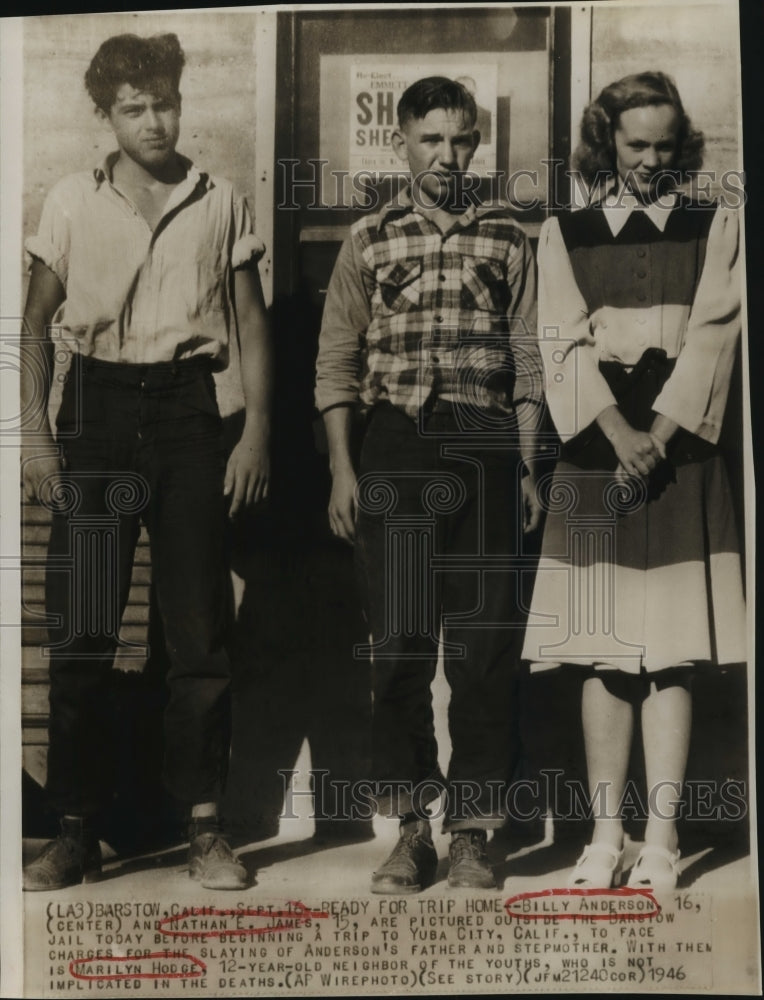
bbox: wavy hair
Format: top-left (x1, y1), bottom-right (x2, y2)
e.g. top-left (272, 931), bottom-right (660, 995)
top-left (85, 33), bottom-right (185, 113)
top-left (573, 71), bottom-right (705, 189)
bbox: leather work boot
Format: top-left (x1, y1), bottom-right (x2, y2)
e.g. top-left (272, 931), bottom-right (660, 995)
top-left (23, 816), bottom-right (102, 891)
top-left (188, 821), bottom-right (248, 890)
top-left (447, 829), bottom-right (496, 889)
top-left (370, 818), bottom-right (438, 894)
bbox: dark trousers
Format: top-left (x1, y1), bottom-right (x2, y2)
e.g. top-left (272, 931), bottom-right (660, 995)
top-left (44, 355), bottom-right (232, 817)
top-left (355, 402), bottom-right (529, 830)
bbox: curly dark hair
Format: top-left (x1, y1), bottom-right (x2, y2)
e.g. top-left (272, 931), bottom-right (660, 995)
top-left (85, 33), bottom-right (185, 113)
top-left (573, 71), bottom-right (705, 189)
top-left (397, 76), bottom-right (477, 129)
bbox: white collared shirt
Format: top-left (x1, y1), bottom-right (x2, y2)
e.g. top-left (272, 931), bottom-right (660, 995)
top-left (26, 152), bottom-right (264, 367)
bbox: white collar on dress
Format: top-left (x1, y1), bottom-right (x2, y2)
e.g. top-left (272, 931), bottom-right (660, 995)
top-left (601, 186), bottom-right (678, 237)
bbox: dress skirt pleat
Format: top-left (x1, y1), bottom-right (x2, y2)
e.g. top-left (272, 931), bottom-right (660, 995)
top-left (522, 453), bottom-right (746, 672)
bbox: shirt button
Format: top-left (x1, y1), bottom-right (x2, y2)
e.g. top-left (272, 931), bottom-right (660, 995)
top-left (636, 291), bottom-right (647, 302)
top-left (434, 315), bottom-right (444, 323)
top-left (636, 270), bottom-right (647, 278)
top-left (637, 317), bottom-right (647, 325)
top-left (636, 248), bottom-right (647, 257)
top-left (432, 355), bottom-right (440, 364)
top-left (439, 274), bottom-right (446, 282)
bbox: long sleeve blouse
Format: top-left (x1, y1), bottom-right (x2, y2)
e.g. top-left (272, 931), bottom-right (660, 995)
top-left (537, 202), bottom-right (741, 445)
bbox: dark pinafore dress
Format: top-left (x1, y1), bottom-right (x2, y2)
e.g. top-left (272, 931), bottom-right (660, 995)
top-left (523, 199), bottom-right (746, 674)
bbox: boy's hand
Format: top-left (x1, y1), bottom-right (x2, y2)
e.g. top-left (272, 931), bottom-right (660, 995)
top-left (224, 425), bottom-right (270, 517)
top-left (21, 445), bottom-right (62, 506)
top-left (328, 466), bottom-right (357, 544)
top-left (521, 473), bottom-right (542, 534)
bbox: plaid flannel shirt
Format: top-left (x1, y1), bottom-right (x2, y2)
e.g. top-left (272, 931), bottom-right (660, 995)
top-left (315, 191), bottom-right (543, 423)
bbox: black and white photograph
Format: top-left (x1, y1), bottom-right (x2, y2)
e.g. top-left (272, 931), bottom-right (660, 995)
top-left (0, 2), bottom-right (759, 996)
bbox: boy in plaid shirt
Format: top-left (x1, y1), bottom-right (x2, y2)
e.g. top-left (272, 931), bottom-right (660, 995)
top-left (316, 77), bottom-right (544, 891)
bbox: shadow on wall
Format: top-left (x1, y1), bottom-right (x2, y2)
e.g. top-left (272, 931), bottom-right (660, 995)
top-left (519, 663), bottom-right (749, 860)
top-left (22, 289), bottom-right (749, 862)
top-left (221, 287), bottom-right (373, 844)
top-left (22, 286), bottom-right (374, 852)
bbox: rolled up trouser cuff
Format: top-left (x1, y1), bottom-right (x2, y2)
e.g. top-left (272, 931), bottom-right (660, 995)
top-left (372, 772), bottom-right (446, 819)
top-left (443, 814), bottom-right (507, 833)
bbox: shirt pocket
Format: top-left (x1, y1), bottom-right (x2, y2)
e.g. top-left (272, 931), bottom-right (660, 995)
top-left (460, 256), bottom-right (508, 313)
top-left (376, 258), bottom-right (423, 313)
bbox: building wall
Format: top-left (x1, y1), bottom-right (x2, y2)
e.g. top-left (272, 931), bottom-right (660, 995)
top-left (20, 7), bottom-right (748, 845)
top-left (590, 4), bottom-right (741, 192)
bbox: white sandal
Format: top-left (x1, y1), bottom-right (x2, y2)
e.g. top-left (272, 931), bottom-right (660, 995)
top-left (627, 844), bottom-right (680, 891)
top-left (567, 843), bottom-right (624, 889)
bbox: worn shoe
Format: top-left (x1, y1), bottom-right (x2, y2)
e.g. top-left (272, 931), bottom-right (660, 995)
top-left (188, 826), bottom-right (248, 890)
top-left (448, 830), bottom-right (495, 889)
top-left (371, 819), bottom-right (437, 894)
top-left (23, 817), bottom-right (102, 891)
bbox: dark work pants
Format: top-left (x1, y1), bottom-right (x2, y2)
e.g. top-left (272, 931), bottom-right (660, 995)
top-left (44, 354), bottom-right (232, 817)
top-left (355, 402), bottom-right (529, 831)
